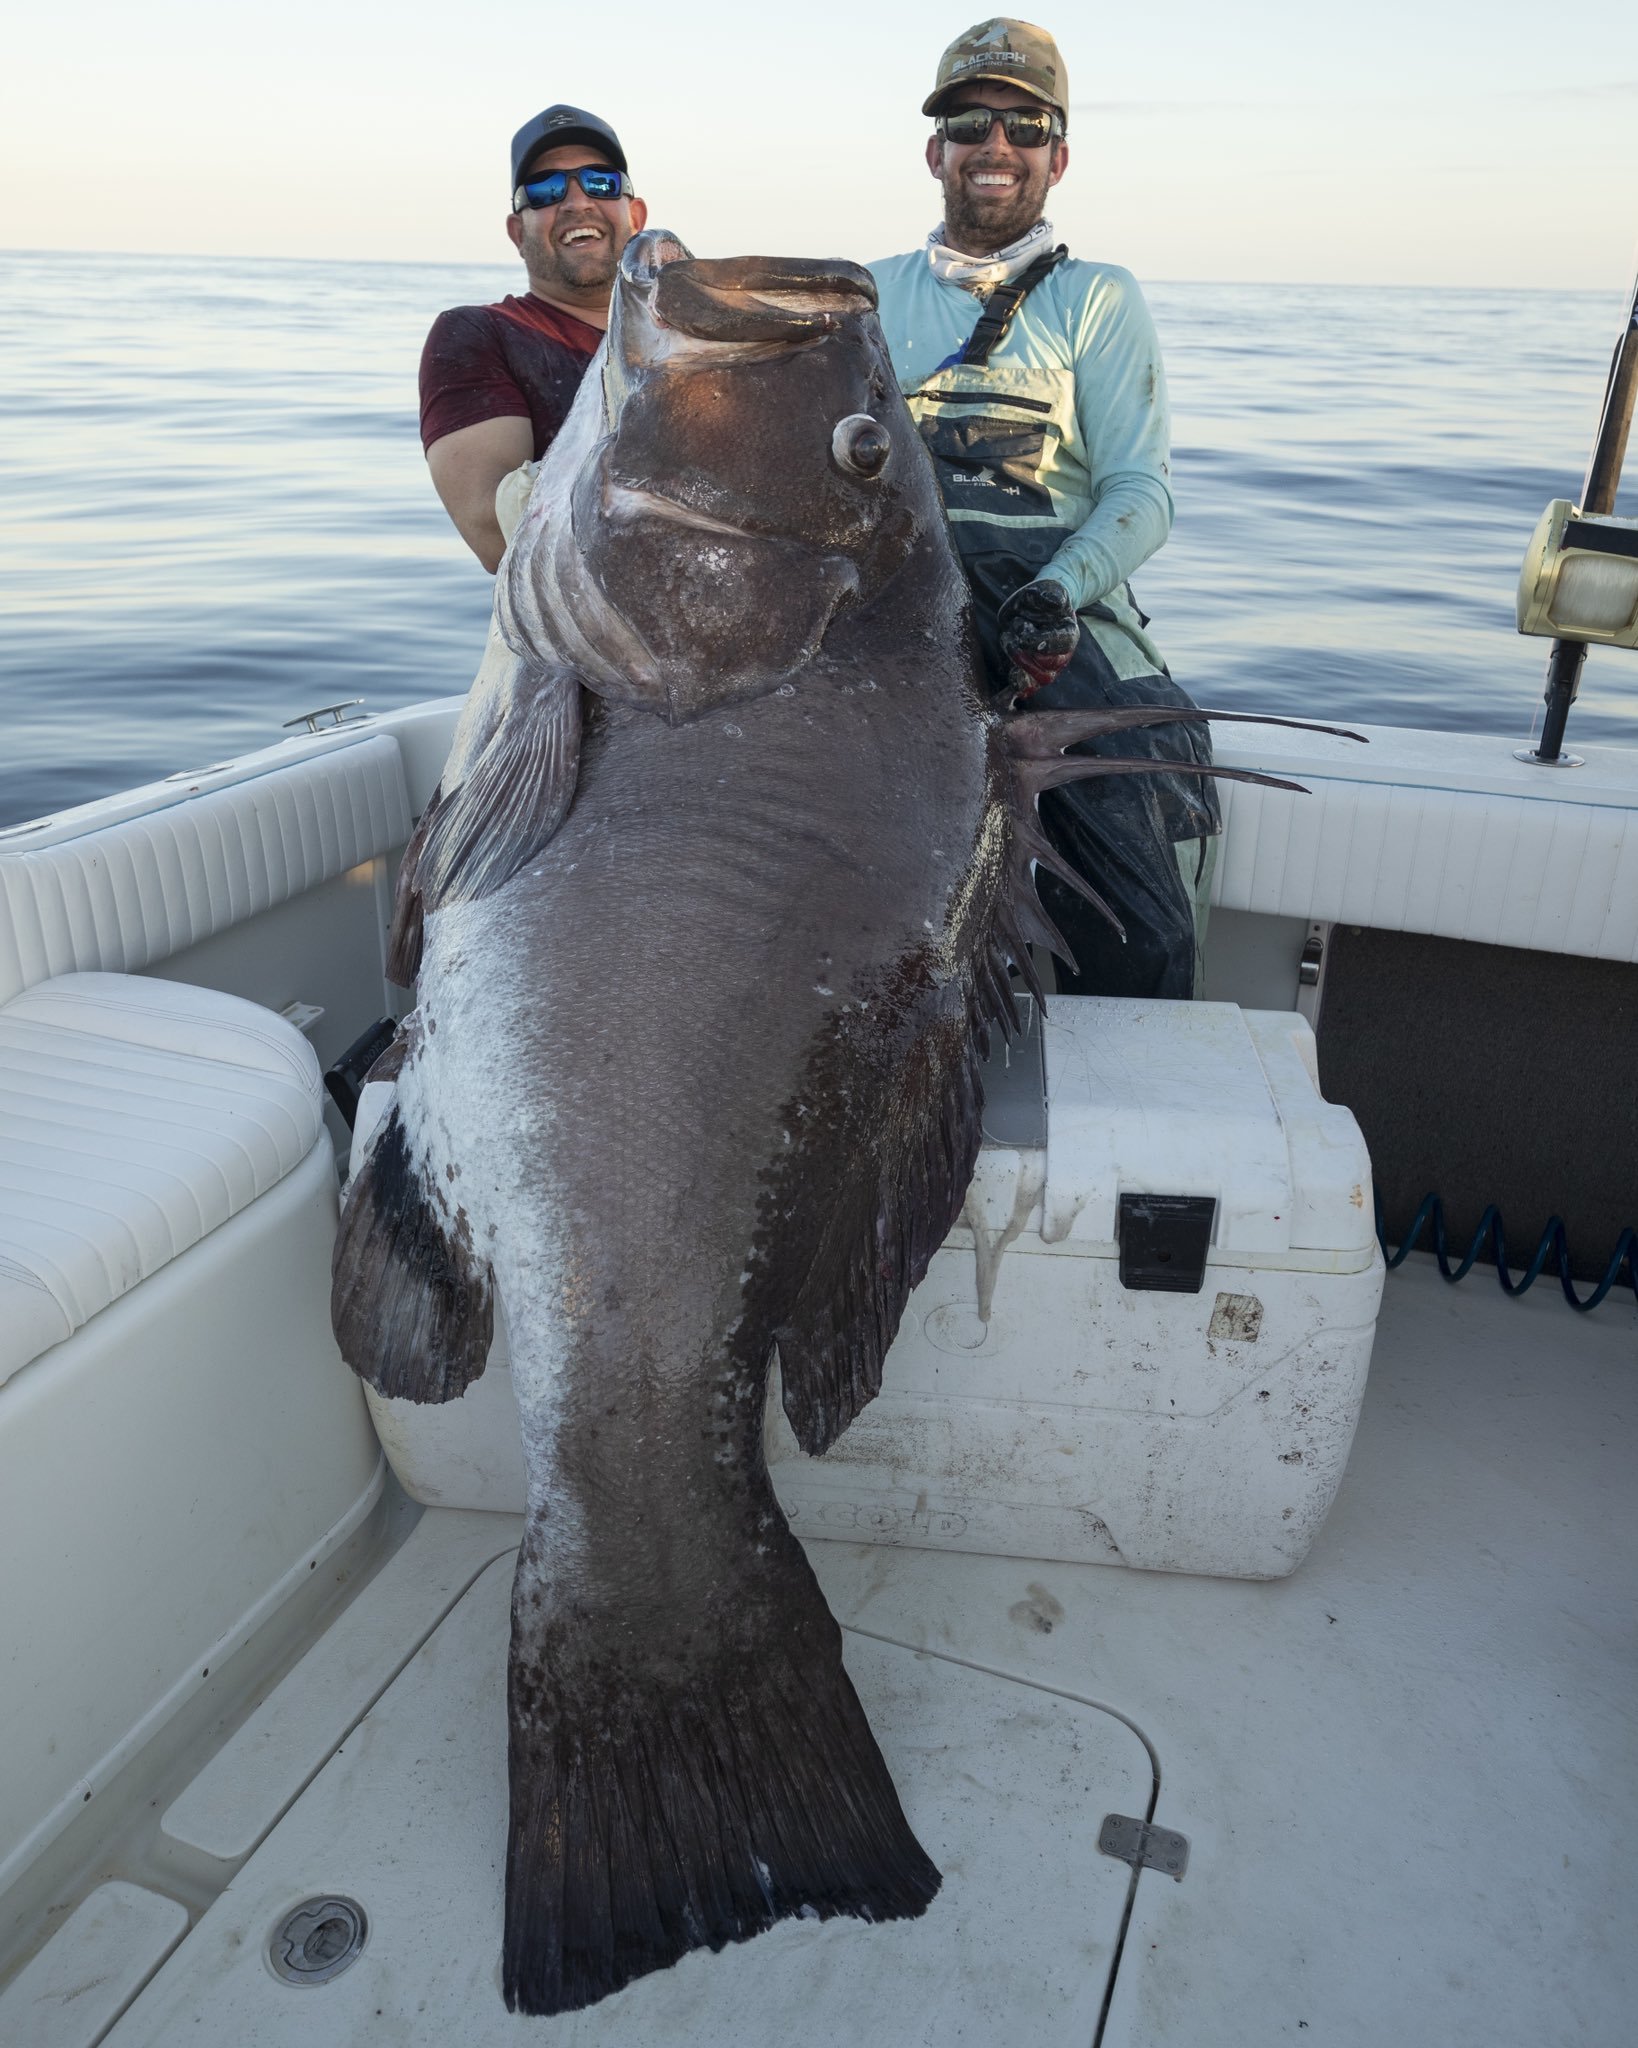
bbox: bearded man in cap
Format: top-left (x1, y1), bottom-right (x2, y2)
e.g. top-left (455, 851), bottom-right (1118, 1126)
top-left (871, 21), bottom-right (1217, 1000)
top-left (420, 106), bottom-right (647, 572)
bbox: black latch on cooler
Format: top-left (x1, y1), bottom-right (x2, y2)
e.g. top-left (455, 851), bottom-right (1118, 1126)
top-left (1117, 1193), bottom-right (1217, 1293)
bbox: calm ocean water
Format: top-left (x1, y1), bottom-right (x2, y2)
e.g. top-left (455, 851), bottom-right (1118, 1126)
top-left (2, 249), bottom-right (1633, 828)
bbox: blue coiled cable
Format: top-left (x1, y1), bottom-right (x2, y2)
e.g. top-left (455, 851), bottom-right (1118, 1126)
top-left (1377, 1193), bottom-right (1638, 1313)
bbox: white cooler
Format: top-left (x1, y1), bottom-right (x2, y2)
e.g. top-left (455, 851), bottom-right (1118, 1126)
top-left (767, 999), bottom-right (1383, 1580)
top-left (358, 998), bottom-right (1383, 1583)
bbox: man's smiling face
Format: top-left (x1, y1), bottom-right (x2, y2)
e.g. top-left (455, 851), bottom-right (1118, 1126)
top-left (926, 80), bottom-right (1068, 257)
top-left (506, 143), bottom-right (648, 305)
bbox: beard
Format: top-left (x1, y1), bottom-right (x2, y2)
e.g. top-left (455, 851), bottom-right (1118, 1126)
top-left (940, 153), bottom-right (1053, 255)
top-left (519, 215), bottom-right (620, 298)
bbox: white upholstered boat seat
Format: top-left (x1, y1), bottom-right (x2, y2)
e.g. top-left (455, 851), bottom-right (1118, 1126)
top-left (0, 732), bottom-right (412, 1007)
top-left (0, 971), bottom-right (324, 1389)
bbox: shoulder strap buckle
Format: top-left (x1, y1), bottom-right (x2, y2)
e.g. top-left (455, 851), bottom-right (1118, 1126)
top-left (957, 245), bottom-right (1068, 369)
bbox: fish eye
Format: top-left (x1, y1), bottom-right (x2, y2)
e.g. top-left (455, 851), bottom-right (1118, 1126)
top-left (832, 414), bottom-right (891, 479)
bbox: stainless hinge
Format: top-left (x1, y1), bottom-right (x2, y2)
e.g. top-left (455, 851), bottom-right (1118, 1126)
top-left (1098, 1813), bottom-right (1190, 1880)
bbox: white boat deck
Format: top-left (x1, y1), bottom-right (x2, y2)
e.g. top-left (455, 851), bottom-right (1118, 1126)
top-left (6, 1256), bottom-right (1634, 2047)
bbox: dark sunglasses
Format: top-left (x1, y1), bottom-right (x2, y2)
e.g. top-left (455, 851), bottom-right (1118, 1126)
top-left (937, 104), bottom-right (1063, 149)
top-left (512, 165), bottom-right (632, 213)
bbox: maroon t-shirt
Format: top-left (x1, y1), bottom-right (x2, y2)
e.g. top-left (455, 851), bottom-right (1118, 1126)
top-left (418, 294), bottom-right (602, 458)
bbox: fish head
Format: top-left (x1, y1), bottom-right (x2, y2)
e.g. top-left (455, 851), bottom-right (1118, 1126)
top-left (504, 229), bottom-right (949, 721)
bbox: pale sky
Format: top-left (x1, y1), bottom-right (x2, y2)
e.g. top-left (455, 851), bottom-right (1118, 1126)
top-left (3, 0), bottom-right (1635, 287)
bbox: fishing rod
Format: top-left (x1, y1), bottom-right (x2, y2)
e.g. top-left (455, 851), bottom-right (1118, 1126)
top-left (1516, 258), bottom-right (1638, 766)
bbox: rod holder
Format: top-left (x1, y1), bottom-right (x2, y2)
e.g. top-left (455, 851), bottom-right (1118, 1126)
top-left (1526, 268), bottom-right (1638, 765)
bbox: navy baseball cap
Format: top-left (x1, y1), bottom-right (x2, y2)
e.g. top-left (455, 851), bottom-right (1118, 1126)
top-left (510, 105), bottom-right (628, 188)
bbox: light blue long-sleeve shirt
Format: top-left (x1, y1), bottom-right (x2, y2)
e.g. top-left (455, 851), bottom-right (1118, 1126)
top-left (867, 250), bottom-right (1174, 618)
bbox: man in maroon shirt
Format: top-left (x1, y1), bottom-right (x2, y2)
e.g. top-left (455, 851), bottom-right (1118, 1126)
top-left (420, 105), bottom-right (648, 572)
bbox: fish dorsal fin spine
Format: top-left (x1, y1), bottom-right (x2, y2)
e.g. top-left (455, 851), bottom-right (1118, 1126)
top-left (996, 705), bottom-right (1360, 976)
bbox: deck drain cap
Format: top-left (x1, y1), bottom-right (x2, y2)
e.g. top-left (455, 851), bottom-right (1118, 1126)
top-left (269, 1896), bottom-right (368, 1984)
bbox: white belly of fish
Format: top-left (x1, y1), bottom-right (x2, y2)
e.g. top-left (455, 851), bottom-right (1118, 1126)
top-left (391, 890), bottom-right (580, 1537)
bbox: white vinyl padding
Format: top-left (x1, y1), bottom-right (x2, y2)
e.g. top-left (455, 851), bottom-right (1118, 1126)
top-left (0, 972), bottom-right (324, 1387)
top-left (1212, 775), bottom-right (1638, 960)
top-left (1207, 723), bottom-right (1638, 962)
top-left (0, 735), bottom-right (411, 1007)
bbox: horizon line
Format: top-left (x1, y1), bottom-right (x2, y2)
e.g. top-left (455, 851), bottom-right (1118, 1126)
top-left (0, 246), bottom-right (1624, 297)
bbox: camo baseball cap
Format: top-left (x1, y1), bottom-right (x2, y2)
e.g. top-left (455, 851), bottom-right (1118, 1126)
top-left (922, 19), bottom-right (1069, 118)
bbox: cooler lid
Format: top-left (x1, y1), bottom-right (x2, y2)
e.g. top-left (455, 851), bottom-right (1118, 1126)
top-left (1040, 1000), bottom-right (1375, 1261)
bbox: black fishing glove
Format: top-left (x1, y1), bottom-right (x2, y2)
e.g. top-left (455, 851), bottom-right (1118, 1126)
top-left (997, 578), bottom-right (1080, 698)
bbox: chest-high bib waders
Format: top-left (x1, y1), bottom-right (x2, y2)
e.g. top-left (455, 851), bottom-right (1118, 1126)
top-left (912, 252), bottom-right (1218, 999)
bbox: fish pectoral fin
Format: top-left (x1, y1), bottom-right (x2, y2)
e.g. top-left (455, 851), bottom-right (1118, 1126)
top-left (330, 1108), bottom-right (493, 1403)
top-left (386, 663), bottom-right (583, 987)
top-left (775, 1015), bottom-right (987, 1457)
top-left (384, 781), bottom-right (440, 988)
top-left (418, 661), bottom-right (583, 906)
top-left (503, 1586), bottom-right (940, 2017)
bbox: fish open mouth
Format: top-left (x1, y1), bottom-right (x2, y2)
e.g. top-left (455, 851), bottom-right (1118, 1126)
top-left (617, 232), bottom-right (875, 343)
top-left (651, 255), bottom-right (877, 343)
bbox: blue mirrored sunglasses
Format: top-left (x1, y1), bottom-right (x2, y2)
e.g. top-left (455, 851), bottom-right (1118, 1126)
top-left (512, 165), bottom-right (631, 213)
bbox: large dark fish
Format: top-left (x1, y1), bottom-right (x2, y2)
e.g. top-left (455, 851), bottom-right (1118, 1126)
top-left (332, 230), bottom-right (1332, 2016)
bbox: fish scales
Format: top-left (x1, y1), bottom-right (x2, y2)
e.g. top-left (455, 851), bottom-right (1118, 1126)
top-left (332, 230), bottom-right (1329, 2016)
top-left (412, 674), bottom-right (984, 2009)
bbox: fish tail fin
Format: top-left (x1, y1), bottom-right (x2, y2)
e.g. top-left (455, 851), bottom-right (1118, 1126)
top-left (330, 1106), bottom-right (493, 1402)
top-left (502, 1561), bottom-right (940, 2016)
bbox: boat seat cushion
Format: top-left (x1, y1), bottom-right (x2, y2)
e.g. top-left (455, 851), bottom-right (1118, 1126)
top-left (0, 971), bottom-right (324, 1389)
